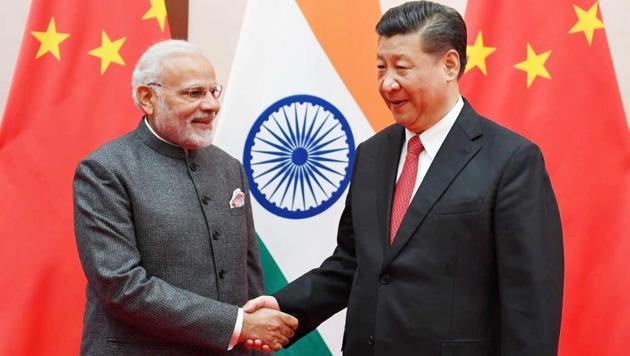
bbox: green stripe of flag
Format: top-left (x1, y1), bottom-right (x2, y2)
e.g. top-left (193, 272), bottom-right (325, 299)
top-left (257, 235), bottom-right (333, 356)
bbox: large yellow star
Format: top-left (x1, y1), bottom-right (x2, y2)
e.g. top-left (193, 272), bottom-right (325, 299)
top-left (465, 31), bottom-right (496, 75)
top-left (88, 30), bottom-right (126, 74)
top-left (569, 2), bottom-right (605, 46)
top-left (142, 0), bottom-right (168, 31)
top-left (31, 17), bottom-right (70, 60)
top-left (514, 43), bottom-right (552, 88)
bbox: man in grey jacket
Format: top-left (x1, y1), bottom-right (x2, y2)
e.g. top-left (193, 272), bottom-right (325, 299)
top-left (73, 40), bottom-right (297, 355)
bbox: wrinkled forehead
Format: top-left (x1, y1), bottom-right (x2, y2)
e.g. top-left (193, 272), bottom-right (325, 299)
top-left (160, 53), bottom-right (216, 87)
top-left (376, 32), bottom-right (425, 59)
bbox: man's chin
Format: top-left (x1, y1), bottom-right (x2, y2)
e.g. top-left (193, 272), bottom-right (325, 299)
top-left (392, 114), bottom-right (409, 127)
top-left (186, 130), bottom-right (213, 148)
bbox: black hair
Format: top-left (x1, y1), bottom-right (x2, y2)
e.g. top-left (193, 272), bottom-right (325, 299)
top-left (376, 1), bottom-right (467, 78)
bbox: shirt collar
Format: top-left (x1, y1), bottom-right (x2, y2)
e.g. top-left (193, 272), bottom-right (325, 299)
top-left (405, 95), bottom-right (463, 159)
top-left (134, 118), bottom-right (188, 160)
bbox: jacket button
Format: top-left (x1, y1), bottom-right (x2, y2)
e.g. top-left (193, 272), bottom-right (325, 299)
top-left (380, 274), bottom-right (390, 285)
top-left (212, 230), bottom-right (220, 240)
top-left (219, 269), bottom-right (226, 279)
top-left (202, 195), bottom-right (210, 205)
top-left (189, 163), bottom-right (197, 171)
top-left (368, 335), bottom-right (374, 345)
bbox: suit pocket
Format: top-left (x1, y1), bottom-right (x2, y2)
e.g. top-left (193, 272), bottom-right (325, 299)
top-left (229, 206), bottom-right (245, 216)
top-left (432, 197), bottom-right (483, 215)
top-left (440, 339), bottom-right (495, 356)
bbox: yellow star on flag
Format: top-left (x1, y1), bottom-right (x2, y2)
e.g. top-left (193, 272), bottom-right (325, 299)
top-left (142, 0), bottom-right (168, 31)
top-left (31, 17), bottom-right (70, 60)
top-left (569, 2), bottom-right (605, 46)
top-left (514, 43), bottom-right (552, 88)
top-left (88, 30), bottom-right (127, 74)
top-left (465, 30), bottom-right (496, 75)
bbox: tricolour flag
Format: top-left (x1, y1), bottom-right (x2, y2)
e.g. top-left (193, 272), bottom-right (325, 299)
top-left (460, 0), bottom-right (630, 354)
top-left (0, 0), bottom-right (170, 354)
top-left (214, 0), bottom-right (387, 354)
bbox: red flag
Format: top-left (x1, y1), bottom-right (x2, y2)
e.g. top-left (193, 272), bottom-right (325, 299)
top-left (0, 0), bottom-right (170, 354)
top-left (460, 0), bottom-right (630, 354)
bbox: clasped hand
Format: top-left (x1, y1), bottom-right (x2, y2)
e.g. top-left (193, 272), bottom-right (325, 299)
top-left (239, 296), bottom-right (296, 352)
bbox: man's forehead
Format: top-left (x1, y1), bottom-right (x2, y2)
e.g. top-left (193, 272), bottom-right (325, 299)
top-left (161, 54), bottom-right (215, 84)
top-left (377, 33), bottom-right (424, 57)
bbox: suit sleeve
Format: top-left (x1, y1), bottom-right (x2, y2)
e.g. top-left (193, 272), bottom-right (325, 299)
top-left (73, 158), bottom-right (238, 352)
top-left (273, 144), bottom-right (362, 341)
top-left (240, 164), bottom-right (264, 299)
top-left (494, 142), bottom-right (564, 355)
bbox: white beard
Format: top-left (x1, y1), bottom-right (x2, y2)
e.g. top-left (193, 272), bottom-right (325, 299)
top-left (153, 97), bottom-right (214, 149)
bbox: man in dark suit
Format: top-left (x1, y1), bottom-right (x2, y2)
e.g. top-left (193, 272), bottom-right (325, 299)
top-left (73, 40), bottom-right (297, 355)
top-left (244, 2), bottom-right (564, 355)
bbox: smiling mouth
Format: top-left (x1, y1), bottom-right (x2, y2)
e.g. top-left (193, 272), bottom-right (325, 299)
top-left (190, 117), bottom-right (214, 129)
top-left (192, 118), bottom-right (212, 124)
top-left (390, 99), bottom-right (408, 110)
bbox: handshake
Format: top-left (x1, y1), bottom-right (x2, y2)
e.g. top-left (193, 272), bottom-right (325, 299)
top-left (238, 295), bottom-right (297, 352)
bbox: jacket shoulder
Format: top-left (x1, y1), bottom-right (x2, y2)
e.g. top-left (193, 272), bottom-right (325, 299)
top-left (458, 101), bottom-right (538, 152)
top-left (203, 144), bottom-right (243, 169)
top-left (78, 131), bottom-right (138, 166)
top-left (477, 116), bottom-right (532, 146)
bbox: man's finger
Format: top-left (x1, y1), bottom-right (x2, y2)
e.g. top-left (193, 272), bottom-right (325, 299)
top-left (281, 313), bottom-right (299, 330)
top-left (242, 298), bottom-right (263, 313)
top-left (275, 334), bottom-right (289, 346)
top-left (274, 319), bottom-right (295, 339)
top-left (243, 295), bottom-right (280, 313)
top-left (246, 339), bottom-right (263, 351)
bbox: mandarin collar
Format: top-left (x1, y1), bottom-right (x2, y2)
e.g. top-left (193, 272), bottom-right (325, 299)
top-left (135, 117), bottom-right (195, 160)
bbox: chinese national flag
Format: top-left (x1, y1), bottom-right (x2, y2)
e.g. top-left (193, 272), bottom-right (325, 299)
top-left (460, 0), bottom-right (630, 355)
top-left (0, 0), bottom-right (170, 354)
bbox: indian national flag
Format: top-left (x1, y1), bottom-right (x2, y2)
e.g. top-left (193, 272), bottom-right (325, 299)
top-left (213, 0), bottom-right (385, 354)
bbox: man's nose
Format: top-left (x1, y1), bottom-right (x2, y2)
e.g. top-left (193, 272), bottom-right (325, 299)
top-left (199, 96), bottom-right (220, 112)
top-left (381, 73), bottom-right (400, 92)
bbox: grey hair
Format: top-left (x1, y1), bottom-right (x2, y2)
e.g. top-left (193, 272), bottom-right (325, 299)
top-left (131, 39), bottom-right (204, 108)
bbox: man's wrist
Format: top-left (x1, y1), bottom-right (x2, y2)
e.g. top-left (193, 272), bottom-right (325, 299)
top-left (227, 307), bottom-right (244, 350)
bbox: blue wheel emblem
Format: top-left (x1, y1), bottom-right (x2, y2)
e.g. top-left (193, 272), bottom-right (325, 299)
top-left (243, 95), bottom-right (355, 219)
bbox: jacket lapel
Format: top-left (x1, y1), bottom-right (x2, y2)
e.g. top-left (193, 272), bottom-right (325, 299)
top-left (382, 101), bottom-right (483, 269)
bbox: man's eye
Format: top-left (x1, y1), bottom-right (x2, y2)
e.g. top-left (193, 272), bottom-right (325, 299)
top-left (186, 88), bottom-right (206, 98)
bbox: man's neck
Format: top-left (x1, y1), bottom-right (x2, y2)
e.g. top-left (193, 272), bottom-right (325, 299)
top-left (143, 117), bottom-right (182, 149)
top-left (414, 90), bottom-right (461, 133)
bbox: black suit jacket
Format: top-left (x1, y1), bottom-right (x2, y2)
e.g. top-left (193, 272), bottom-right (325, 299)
top-left (274, 100), bottom-right (563, 356)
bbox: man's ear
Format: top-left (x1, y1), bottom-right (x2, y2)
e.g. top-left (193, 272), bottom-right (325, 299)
top-left (137, 85), bottom-right (156, 116)
top-left (443, 49), bottom-right (461, 82)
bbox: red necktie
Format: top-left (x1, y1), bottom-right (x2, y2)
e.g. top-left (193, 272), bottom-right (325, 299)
top-left (390, 135), bottom-right (423, 244)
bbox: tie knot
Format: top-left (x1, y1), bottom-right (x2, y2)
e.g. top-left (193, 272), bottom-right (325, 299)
top-left (407, 135), bottom-right (423, 156)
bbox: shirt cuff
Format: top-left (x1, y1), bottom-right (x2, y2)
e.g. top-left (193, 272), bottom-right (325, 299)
top-left (227, 307), bottom-right (244, 350)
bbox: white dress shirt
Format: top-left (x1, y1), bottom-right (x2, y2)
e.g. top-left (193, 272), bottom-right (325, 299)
top-left (395, 96), bottom-right (464, 203)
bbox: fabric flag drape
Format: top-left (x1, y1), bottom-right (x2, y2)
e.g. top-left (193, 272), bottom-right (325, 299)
top-left (213, 0), bottom-right (384, 354)
top-left (460, 0), bottom-right (630, 354)
top-left (0, 0), bottom-right (170, 354)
